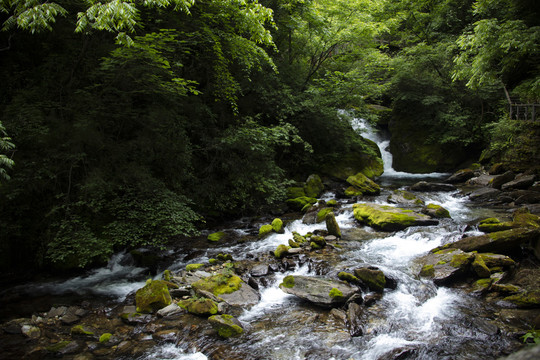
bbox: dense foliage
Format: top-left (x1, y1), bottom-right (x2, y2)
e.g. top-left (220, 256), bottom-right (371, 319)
top-left (0, 0), bottom-right (537, 273)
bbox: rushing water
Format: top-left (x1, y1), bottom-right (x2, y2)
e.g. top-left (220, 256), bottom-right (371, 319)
top-left (0, 116), bottom-right (517, 360)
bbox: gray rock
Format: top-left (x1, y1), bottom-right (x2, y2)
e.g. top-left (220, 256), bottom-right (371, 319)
top-left (47, 306), bottom-right (68, 319)
top-left (152, 329), bottom-right (178, 342)
top-left (469, 187), bottom-right (501, 202)
top-left (250, 264), bottom-right (270, 277)
top-left (498, 344), bottom-right (540, 360)
top-left (409, 181), bottom-right (456, 192)
top-left (219, 282), bottom-right (260, 307)
top-left (387, 189), bottom-right (424, 207)
top-left (501, 174), bottom-right (536, 191)
top-left (156, 303), bottom-right (184, 317)
top-left (21, 325), bottom-right (41, 339)
top-left (347, 302), bottom-right (366, 337)
top-left (446, 169), bottom-right (475, 184)
top-left (417, 249), bottom-right (474, 286)
top-left (467, 174), bottom-right (494, 186)
top-left (279, 275), bottom-right (358, 307)
top-left (490, 171), bottom-right (515, 189)
top-left (441, 228), bottom-right (539, 255)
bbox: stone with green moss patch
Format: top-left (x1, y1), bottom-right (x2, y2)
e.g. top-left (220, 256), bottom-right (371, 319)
top-left (179, 297), bottom-right (219, 316)
top-left (192, 273), bottom-right (242, 297)
top-left (316, 208), bottom-right (334, 223)
top-left (325, 211), bottom-right (341, 238)
top-left (71, 324), bottom-right (94, 336)
top-left (471, 255), bottom-right (491, 278)
top-left (504, 291), bottom-right (540, 308)
top-left (186, 263), bottom-right (204, 272)
top-left (286, 196), bottom-right (318, 212)
top-left (423, 203), bottom-right (451, 219)
top-left (353, 203), bottom-right (438, 231)
top-left (208, 314), bottom-right (244, 338)
top-left (287, 187), bottom-right (306, 199)
top-left (310, 241), bottom-right (322, 250)
top-left (346, 173), bottom-right (381, 196)
top-left (259, 224), bottom-right (273, 238)
top-left (99, 333), bottom-right (112, 343)
top-left (46, 340), bottom-right (72, 353)
top-left (281, 275), bottom-right (295, 288)
top-left (420, 264), bottom-right (435, 277)
top-left (304, 174), bottom-right (324, 198)
top-left (329, 287), bottom-right (343, 298)
top-left (271, 218), bottom-right (284, 233)
top-left (208, 231), bottom-right (226, 242)
top-left (338, 271), bottom-right (359, 283)
top-left (354, 268), bottom-right (386, 292)
top-left (327, 199), bottom-right (338, 207)
top-left (135, 280), bottom-right (173, 313)
top-left (288, 239), bottom-right (300, 248)
top-left (274, 244), bottom-right (290, 258)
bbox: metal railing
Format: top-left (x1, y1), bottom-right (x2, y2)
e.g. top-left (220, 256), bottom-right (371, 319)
top-left (509, 102), bottom-right (539, 121)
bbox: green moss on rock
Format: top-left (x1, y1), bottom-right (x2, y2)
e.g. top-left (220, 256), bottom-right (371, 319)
top-left (419, 264), bottom-right (435, 277)
top-left (186, 264), bottom-right (204, 272)
top-left (304, 174), bottom-right (324, 198)
top-left (274, 244), bottom-right (290, 258)
top-left (46, 340), bottom-right (72, 353)
top-left (192, 274), bottom-right (242, 296)
top-left (271, 218), bottom-right (284, 233)
top-left (281, 275), bottom-right (295, 288)
top-left (346, 173), bottom-right (381, 195)
top-left (99, 333), bottom-right (112, 343)
top-left (287, 187), bottom-right (306, 199)
top-left (259, 224), bottom-right (273, 238)
top-left (504, 291), bottom-right (540, 308)
top-left (71, 325), bottom-right (94, 336)
top-left (208, 314), bottom-right (244, 338)
top-left (135, 280), bottom-right (172, 313)
top-left (338, 272), bottom-right (359, 283)
top-left (179, 297), bottom-right (219, 316)
top-left (286, 197), bottom-right (318, 212)
top-left (316, 208), bottom-right (333, 223)
top-left (329, 288), bottom-right (343, 299)
top-left (208, 231), bottom-right (226, 242)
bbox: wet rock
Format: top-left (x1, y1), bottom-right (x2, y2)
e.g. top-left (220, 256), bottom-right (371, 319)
top-left (152, 329), bottom-right (179, 342)
top-left (417, 249), bottom-right (474, 286)
top-left (169, 286), bottom-right (191, 298)
top-left (512, 190), bottom-right (540, 205)
top-left (409, 181), bottom-right (456, 192)
top-left (61, 307), bottom-right (81, 325)
top-left (21, 325), bottom-right (41, 339)
top-left (271, 218), bottom-right (285, 234)
top-left (47, 306), bottom-right (68, 319)
top-left (286, 196), bottom-right (318, 212)
top-left (135, 279), bottom-right (173, 313)
top-left (208, 314), bottom-right (244, 338)
top-left (304, 174), bottom-right (325, 198)
top-left (489, 163), bottom-right (506, 175)
top-left (471, 254), bottom-right (491, 278)
top-left (329, 308), bottom-right (347, 324)
top-left (377, 347), bottom-right (417, 360)
top-left (346, 302), bottom-right (366, 337)
top-left (219, 282), bottom-right (260, 308)
top-left (422, 203), bottom-right (451, 219)
top-left (274, 244), bottom-right (290, 258)
top-left (70, 324), bottom-right (96, 338)
top-left (499, 341), bottom-right (540, 360)
top-left (279, 275), bottom-right (358, 307)
top-left (501, 174), bottom-right (536, 191)
top-left (446, 169), bottom-right (475, 184)
top-left (346, 172), bottom-right (381, 196)
top-left (354, 267), bottom-right (386, 292)
top-left (467, 174), bottom-right (494, 186)
top-left (469, 187), bottom-right (501, 202)
top-left (325, 212), bottom-right (342, 238)
top-left (490, 171), bottom-right (515, 189)
top-left (353, 203), bottom-right (438, 231)
top-left (250, 264), bottom-right (270, 277)
top-left (179, 298), bottom-right (218, 316)
top-left (440, 228), bottom-right (539, 256)
top-left (157, 303), bottom-right (184, 317)
top-left (387, 189), bottom-right (424, 207)
top-left (478, 218), bottom-right (514, 233)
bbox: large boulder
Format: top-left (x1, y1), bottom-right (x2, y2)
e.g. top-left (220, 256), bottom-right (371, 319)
top-left (178, 298), bottom-right (218, 316)
top-left (417, 249), bottom-right (475, 286)
top-left (387, 190), bottom-right (424, 207)
top-left (320, 138), bottom-right (383, 180)
top-left (437, 228), bottom-right (540, 256)
top-left (490, 171), bottom-right (515, 189)
top-left (135, 280), bottom-right (173, 313)
top-left (409, 181), bottom-right (456, 192)
top-left (501, 174), bottom-right (535, 191)
top-left (353, 203), bottom-right (439, 231)
top-left (422, 204), bottom-right (451, 219)
top-left (286, 196), bottom-right (318, 212)
top-left (346, 173), bottom-right (381, 196)
top-left (304, 174), bottom-right (325, 198)
top-left (325, 211), bottom-right (342, 238)
top-left (191, 271), bottom-right (260, 308)
top-left (279, 275), bottom-right (358, 307)
top-left (469, 187), bottom-right (501, 202)
top-left (354, 267), bottom-right (386, 292)
top-left (445, 169), bottom-right (475, 184)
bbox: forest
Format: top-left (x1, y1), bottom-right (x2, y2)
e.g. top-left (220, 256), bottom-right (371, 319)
top-left (0, 0), bottom-right (539, 275)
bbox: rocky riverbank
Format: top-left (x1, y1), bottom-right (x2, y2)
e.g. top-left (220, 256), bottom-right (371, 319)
top-left (1, 168), bottom-right (539, 360)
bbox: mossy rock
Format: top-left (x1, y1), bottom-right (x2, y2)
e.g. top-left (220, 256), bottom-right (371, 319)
top-left (338, 271), bottom-right (359, 283)
top-left (274, 244), bottom-right (290, 258)
top-left (354, 268), bottom-right (386, 292)
top-left (281, 275), bottom-right (295, 288)
top-left (208, 231), bottom-right (226, 242)
top-left (162, 269), bottom-right (172, 281)
top-left (325, 211), bottom-right (342, 238)
top-left (271, 218), bottom-right (284, 233)
top-left (423, 204), bottom-right (451, 219)
top-left (345, 186), bottom-right (364, 197)
top-left (186, 264), bottom-right (204, 272)
top-left (471, 255), bottom-right (491, 278)
top-left (286, 196), bottom-right (318, 212)
top-left (316, 208), bottom-right (334, 223)
top-left (353, 203), bottom-right (438, 231)
top-left (217, 253), bottom-right (233, 262)
top-left (293, 232), bottom-right (306, 243)
top-left (420, 264), bottom-right (435, 277)
top-left (135, 280), bottom-right (173, 313)
top-left (310, 241), bottom-right (323, 250)
top-left (99, 333), bottom-right (112, 343)
top-left (327, 199), bottom-right (338, 207)
top-left (287, 187), bottom-right (306, 199)
top-left (304, 174), bottom-right (324, 198)
top-left (178, 297), bottom-right (219, 316)
top-left (259, 224), bottom-right (273, 238)
top-left (191, 273), bottom-right (243, 297)
top-left (288, 239), bottom-right (300, 248)
top-left (387, 190), bottom-right (424, 206)
top-left (46, 341), bottom-right (72, 353)
top-left (311, 235), bottom-right (326, 247)
top-left (71, 325), bottom-right (95, 336)
top-left (478, 218), bottom-right (514, 233)
top-left (329, 288), bottom-right (343, 299)
top-left (346, 173), bottom-right (381, 195)
top-left (503, 291), bottom-right (540, 308)
top-left (208, 314), bottom-right (244, 338)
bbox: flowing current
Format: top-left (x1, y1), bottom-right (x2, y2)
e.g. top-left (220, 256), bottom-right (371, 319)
top-left (0, 117), bottom-right (515, 359)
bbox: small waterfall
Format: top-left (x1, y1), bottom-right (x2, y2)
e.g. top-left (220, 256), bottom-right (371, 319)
top-left (349, 115), bottom-right (447, 178)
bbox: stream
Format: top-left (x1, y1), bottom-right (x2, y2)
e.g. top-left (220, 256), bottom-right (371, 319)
top-left (0, 117), bottom-right (522, 359)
